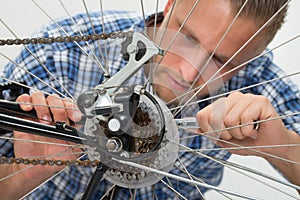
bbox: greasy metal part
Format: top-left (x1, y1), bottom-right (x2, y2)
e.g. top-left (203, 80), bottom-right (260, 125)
top-left (0, 31), bottom-right (128, 46)
top-left (0, 29), bottom-right (176, 190)
top-left (101, 95), bottom-right (179, 189)
top-left (0, 156), bottom-right (100, 167)
top-left (106, 137), bottom-right (123, 153)
top-left (73, 29), bottom-right (173, 189)
top-left (75, 41), bottom-right (168, 189)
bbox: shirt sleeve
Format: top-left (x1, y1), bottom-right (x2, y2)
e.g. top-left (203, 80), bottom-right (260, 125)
top-left (249, 53), bottom-right (300, 134)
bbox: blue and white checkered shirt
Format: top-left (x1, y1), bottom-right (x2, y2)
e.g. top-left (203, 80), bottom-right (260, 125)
top-left (1, 10), bottom-right (300, 199)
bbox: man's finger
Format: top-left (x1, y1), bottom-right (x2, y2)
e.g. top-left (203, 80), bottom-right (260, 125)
top-left (31, 91), bottom-right (51, 124)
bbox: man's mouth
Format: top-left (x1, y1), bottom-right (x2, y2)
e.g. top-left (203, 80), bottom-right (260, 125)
top-left (166, 72), bottom-right (191, 93)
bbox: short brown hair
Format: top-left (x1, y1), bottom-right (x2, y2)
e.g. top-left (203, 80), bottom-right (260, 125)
top-left (229, 0), bottom-right (289, 46)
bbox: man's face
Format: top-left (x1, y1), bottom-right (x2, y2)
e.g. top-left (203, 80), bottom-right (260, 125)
top-left (150, 0), bottom-right (265, 105)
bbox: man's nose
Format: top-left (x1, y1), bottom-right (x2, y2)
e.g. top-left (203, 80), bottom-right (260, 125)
top-left (179, 59), bottom-right (201, 84)
top-left (178, 48), bottom-right (210, 84)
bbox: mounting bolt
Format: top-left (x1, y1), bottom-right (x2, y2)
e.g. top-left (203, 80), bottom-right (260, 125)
top-left (106, 137), bottom-right (122, 152)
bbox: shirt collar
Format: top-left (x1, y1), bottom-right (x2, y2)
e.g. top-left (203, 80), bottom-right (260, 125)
top-left (146, 12), bottom-right (164, 27)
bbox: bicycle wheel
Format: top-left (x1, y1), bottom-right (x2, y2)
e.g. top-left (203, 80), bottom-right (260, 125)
top-left (0, 0), bottom-right (300, 199)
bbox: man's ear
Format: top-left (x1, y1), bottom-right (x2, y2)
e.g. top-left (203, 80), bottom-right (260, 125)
top-left (164, 0), bottom-right (175, 16)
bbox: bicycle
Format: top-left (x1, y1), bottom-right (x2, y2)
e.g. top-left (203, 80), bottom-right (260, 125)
top-left (0, 0), bottom-right (298, 199)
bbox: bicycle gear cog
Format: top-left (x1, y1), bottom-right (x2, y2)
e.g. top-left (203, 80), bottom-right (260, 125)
top-left (81, 87), bottom-right (179, 188)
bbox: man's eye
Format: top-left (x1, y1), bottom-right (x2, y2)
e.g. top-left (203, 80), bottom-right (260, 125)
top-left (183, 34), bottom-right (198, 46)
top-left (213, 56), bottom-right (225, 65)
top-left (184, 34), bottom-right (193, 41)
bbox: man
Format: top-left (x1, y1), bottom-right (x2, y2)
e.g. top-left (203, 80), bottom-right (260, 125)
top-left (0, 0), bottom-right (299, 199)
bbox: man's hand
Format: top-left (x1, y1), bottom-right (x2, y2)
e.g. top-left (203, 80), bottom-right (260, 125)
top-left (196, 91), bottom-right (291, 157)
top-left (0, 91), bottom-right (83, 199)
top-left (196, 91), bottom-right (300, 188)
top-left (14, 91), bottom-right (83, 178)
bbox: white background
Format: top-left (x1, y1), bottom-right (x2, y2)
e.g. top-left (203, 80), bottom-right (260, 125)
top-left (0, 0), bottom-right (299, 199)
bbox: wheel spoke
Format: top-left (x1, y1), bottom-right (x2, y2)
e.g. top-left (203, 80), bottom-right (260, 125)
top-left (58, 0), bottom-right (109, 75)
top-left (172, 0), bottom-right (291, 117)
top-left (178, 125), bottom-right (300, 165)
top-left (169, 34), bottom-right (300, 110)
top-left (177, 142), bottom-right (300, 199)
top-left (0, 1), bottom-right (299, 199)
top-left (112, 157), bottom-right (260, 200)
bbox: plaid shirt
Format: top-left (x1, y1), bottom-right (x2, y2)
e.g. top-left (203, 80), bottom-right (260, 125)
top-left (1, 10), bottom-right (300, 200)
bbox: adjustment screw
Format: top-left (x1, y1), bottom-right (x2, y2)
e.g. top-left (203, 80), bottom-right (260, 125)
top-left (96, 85), bottom-right (106, 94)
top-left (127, 44), bottom-right (136, 54)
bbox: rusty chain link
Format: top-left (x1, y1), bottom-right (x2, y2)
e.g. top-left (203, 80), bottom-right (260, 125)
top-left (0, 31), bottom-right (132, 46)
top-left (0, 156), bottom-right (100, 167)
top-left (0, 30), bottom-right (134, 167)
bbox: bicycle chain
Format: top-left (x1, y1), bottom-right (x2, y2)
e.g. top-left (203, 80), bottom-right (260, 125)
top-left (0, 30), bottom-right (168, 185)
top-left (0, 106), bottom-right (159, 169)
top-left (0, 156), bottom-right (100, 167)
top-left (0, 30), bottom-right (137, 168)
top-left (0, 31), bottom-right (132, 46)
